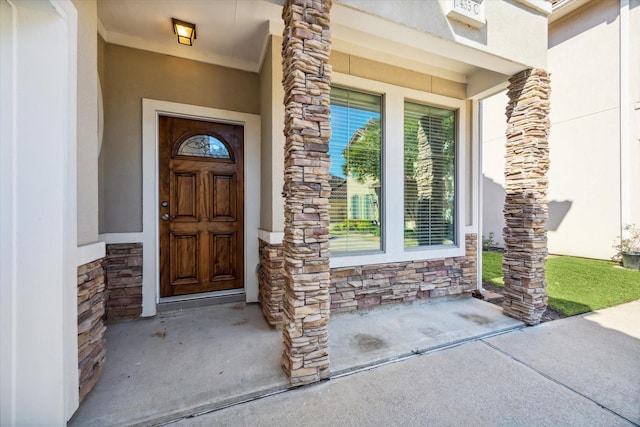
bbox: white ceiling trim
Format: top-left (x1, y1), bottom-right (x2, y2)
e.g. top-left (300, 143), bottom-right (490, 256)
top-left (257, 20), bottom-right (283, 74)
top-left (516, 0), bottom-right (553, 15)
top-left (97, 17), bottom-right (106, 41)
top-left (549, 0), bottom-right (592, 23)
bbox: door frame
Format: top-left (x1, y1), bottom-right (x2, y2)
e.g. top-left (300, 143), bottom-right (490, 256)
top-left (142, 99), bottom-right (260, 315)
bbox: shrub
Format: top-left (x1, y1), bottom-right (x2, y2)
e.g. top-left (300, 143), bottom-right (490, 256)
top-left (482, 232), bottom-right (495, 251)
top-left (337, 219), bottom-right (380, 236)
top-left (613, 224), bottom-right (640, 262)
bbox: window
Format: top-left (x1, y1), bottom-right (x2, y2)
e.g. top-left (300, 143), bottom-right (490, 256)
top-left (176, 134), bottom-right (231, 159)
top-left (329, 88), bottom-right (382, 254)
top-left (404, 102), bottom-right (456, 247)
top-left (326, 75), bottom-right (466, 268)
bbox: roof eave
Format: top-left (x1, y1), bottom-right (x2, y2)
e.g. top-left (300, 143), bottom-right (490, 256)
top-left (549, 0), bottom-right (594, 24)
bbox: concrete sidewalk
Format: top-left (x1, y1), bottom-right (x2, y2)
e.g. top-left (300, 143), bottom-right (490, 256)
top-left (171, 301), bottom-right (640, 426)
top-left (69, 296), bottom-right (523, 426)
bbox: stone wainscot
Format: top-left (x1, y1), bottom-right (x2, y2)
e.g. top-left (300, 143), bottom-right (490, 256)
top-left (259, 234), bottom-right (478, 324)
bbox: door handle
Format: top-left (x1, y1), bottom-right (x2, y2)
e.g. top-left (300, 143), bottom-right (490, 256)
top-left (161, 213), bottom-right (170, 221)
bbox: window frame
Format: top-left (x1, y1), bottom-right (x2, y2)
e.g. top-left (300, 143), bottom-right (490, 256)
top-left (329, 73), bottom-right (467, 269)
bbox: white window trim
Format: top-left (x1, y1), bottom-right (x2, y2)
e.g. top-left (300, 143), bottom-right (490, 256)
top-left (330, 73), bottom-right (467, 269)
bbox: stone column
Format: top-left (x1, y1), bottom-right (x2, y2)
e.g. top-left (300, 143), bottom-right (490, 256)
top-left (503, 69), bottom-right (551, 325)
top-left (281, 0), bottom-right (332, 385)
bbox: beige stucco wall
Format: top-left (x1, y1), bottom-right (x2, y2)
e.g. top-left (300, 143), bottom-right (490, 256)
top-left (465, 100), bottom-right (474, 227)
top-left (480, 91), bottom-right (507, 248)
top-left (1, 1), bottom-right (95, 421)
top-left (73, 0), bottom-right (99, 245)
top-left (547, 0), bottom-right (620, 260)
top-left (631, 0), bottom-right (640, 229)
top-left (330, 51), bottom-right (466, 100)
top-left (259, 39), bottom-right (273, 231)
top-left (482, 0), bottom-right (639, 260)
top-left (259, 36), bottom-right (285, 233)
top-left (101, 44), bottom-right (260, 232)
top-left (335, 0), bottom-right (549, 70)
top-left (98, 35), bottom-right (106, 234)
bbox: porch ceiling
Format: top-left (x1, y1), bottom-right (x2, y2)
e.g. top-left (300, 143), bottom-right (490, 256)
top-left (97, 0), bottom-right (284, 72)
top-left (97, 0), bottom-right (523, 98)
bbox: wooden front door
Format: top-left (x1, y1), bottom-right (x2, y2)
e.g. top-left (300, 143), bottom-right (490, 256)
top-left (159, 116), bottom-right (244, 298)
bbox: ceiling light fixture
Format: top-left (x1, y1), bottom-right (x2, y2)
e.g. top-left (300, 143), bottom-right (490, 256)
top-left (172, 18), bottom-right (196, 46)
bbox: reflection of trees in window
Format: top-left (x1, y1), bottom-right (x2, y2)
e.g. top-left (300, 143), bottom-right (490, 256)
top-left (329, 88), bottom-right (382, 253)
top-left (342, 118), bottom-right (381, 223)
top-left (342, 118), bottom-right (380, 183)
top-left (329, 89), bottom-right (456, 252)
top-left (328, 175), bottom-right (347, 228)
top-left (404, 103), bottom-right (455, 247)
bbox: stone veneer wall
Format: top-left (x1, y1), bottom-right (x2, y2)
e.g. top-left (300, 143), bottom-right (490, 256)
top-left (259, 234), bottom-right (477, 319)
top-left (258, 240), bottom-right (285, 326)
top-left (503, 68), bottom-right (551, 326)
top-left (77, 259), bottom-right (106, 402)
top-left (104, 243), bottom-right (143, 322)
top-left (330, 234), bottom-right (477, 312)
top-left (280, 0), bottom-right (333, 385)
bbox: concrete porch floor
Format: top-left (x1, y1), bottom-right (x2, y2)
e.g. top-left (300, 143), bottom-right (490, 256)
top-left (69, 296), bottom-right (523, 427)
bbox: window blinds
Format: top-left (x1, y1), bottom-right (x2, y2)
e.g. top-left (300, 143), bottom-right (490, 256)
top-left (404, 101), bottom-right (456, 248)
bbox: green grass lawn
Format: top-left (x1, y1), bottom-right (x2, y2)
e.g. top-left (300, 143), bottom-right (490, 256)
top-left (482, 251), bottom-right (640, 316)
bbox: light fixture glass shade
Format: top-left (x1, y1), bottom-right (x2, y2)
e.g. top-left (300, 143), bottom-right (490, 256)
top-left (172, 18), bottom-right (196, 46)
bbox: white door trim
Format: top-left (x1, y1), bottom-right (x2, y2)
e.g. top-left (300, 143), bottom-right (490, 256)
top-left (141, 99), bottom-right (261, 316)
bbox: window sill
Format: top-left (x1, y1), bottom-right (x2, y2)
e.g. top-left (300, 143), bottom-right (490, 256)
top-left (329, 245), bottom-right (466, 269)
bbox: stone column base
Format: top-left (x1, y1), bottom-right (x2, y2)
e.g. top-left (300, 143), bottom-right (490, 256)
top-left (77, 259), bottom-right (106, 402)
top-left (258, 239), bottom-right (285, 326)
top-left (104, 243), bottom-right (143, 322)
